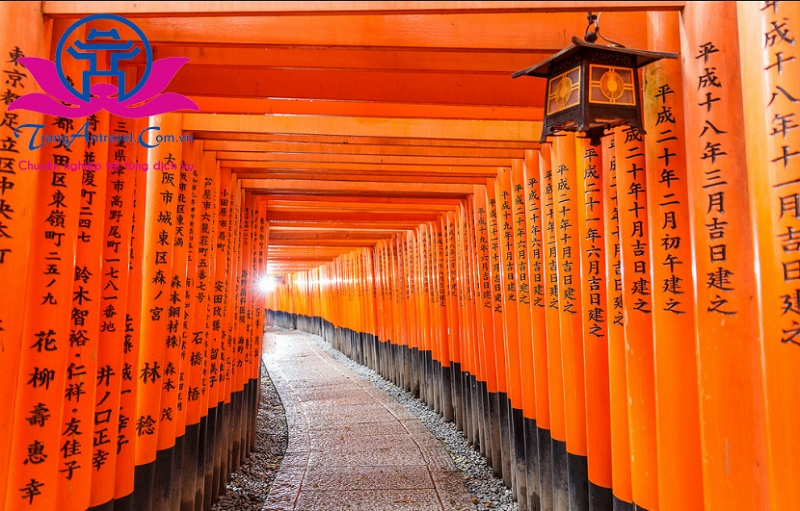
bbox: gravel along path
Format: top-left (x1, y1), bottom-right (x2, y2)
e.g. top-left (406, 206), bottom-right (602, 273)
top-left (211, 366), bottom-right (288, 511)
top-left (214, 327), bottom-right (517, 511)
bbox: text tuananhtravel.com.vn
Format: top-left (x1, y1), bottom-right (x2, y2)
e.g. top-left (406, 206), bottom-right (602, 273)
top-left (13, 120), bottom-right (195, 151)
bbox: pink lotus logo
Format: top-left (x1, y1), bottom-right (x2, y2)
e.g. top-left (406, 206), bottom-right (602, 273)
top-left (9, 13), bottom-right (198, 119)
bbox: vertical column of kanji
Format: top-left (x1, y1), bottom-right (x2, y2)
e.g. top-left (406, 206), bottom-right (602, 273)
top-left (116, 132), bottom-right (148, 509)
top-left (55, 111), bottom-right (108, 511)
top-left (550, 134), bottom-right (588, 511)
top-left (452, 207), bottom-right (473, 442)
top-left (613, 126), bottom-right (658, 510)
top-left (441, 213), bottom-right (462, 430)
top-left (540, 144), bottom-right (568, 510)
top-left (397, 234), bottom-right (410, 391)
top-left (469, 193), bottom-right (496, 468)
top-left (497, 166), bottom-right (524, 498)
top-left (461, 202), bottom-right (480, 441)
top-left (134, 113), bottom-right (182, 510)
top-left (432, 220), bottom-right (453, 421)
top-left (421, 225), bottom-right (436, 409)
top-left (0, 4), bottom-right (44, 504)
top-left (407, 232), bottom-right (421, 397)
top-left (601, 135), bottom-right (633, 510)
top-left (522, 150), bottom-right (550, 511)
top-left (154, 140), bottom-right (194, 510)
top-left (89, 115), bottom-right (137, 510)
top-left (487, 179), bottom-right (512, 484)
top-left (574, 140), bottom-right (612, 510)
top-left (510, 159), bottom-right (534, 511)
top-left (229, 192), bottom-right (250, 473)
top-left (178, 142), bottom-right (201, 510)
top-left (680, 3), bottom-right (767, 508)
top-left (6, 20), bottom-right (87, 507)
top-left (738, 2), bottom-right (800, 508)
top-left (645, 11), bottom-right (705, 510)
top-left (461, 198), bottom-right (485, 458)
top-left (206, 161), bottom-right (225, 506)
top-left (460, 200), bottom-right (478, 453)
top-left (373, 242), bottom-right (386, 374)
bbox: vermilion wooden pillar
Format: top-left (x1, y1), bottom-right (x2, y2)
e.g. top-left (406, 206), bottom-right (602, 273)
top-left (6, 23), bottom-right (87, 507)
top-left (523, 149), bottom-right (551, 511)
top-left (551, 133), bottom-right (589, 511)
top-left (0, 5), bottom-right (44, 504)
top-left (602, 134), bottom-right (633, 510)
top-left (57, 111), bottom-right (110, 511)
top-left (737, 2), bottom-right (800, 509)
top-left (575, 139), bottom-right (613, 511)
top-left (614, 125), bottom-right (658, 511)
top-left (680, 3), bottom-right (768, 508)
top-left (134, 113), bottom-right (182, 510)
top-left (644, 11), bottom-right (704, 511)
top-left (540, 144), bottom-right (569, 511)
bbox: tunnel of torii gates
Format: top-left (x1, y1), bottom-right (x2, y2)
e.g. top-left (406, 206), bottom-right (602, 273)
top-left (0, 1), bottom-right (798, 511)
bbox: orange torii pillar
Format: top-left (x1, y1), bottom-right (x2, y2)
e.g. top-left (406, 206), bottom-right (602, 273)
top-left (466, 194), bottom-right (492, 466)
top-left (602, 133), bottom-right (633, 511)
top-left (496, 165), bottom-right (525, 499)
top-left (540, 144), bottom-right (569, 511)
top-left (488, 178), bottom-right (514, 486)
top-left (133, 113), bottom-right (182, 511)
top-left (614, 125), bottom-right (659, 511)
top-left (6, 43), bottom-right (87, 511)
top-left (575, 140), bottom-right (613, 511)
top-left (511, 158), bottom-right (539, 511)
top-left (57, 111), bottom-right (110, 511)
top-left (88, 115), bottom-right (138, 511)
top-left (178, 143), bottom-right (203, 511)
top-left (0, 5), bottom-right (44, 505)
top-left (551, 133), bottom-right (589, 511)
top-left (738, 2), bottom-right (800, 509)
top-left (116, 136), bottom-right (149, 511)
top-left (681, 3), bottom-right (768, 509)
top-left (523, 150), bottom-right (552, 511)
top-left (476, 186), bottom-right (505, 475)
top-left (644, 11), bottom-right (704, 511)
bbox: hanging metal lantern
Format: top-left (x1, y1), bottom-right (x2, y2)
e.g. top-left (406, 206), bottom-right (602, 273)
top-left (512, 14), bottom-right (677, 146)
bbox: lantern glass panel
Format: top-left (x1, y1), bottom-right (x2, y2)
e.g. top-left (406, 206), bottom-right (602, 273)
top-left (588, 64), bottom-right (635, 105)
top-left (546, 66), bottom-right (581, 115)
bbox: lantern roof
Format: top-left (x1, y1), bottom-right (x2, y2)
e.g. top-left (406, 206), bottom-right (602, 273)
top-left (512, 36), bottom-right (678, 79)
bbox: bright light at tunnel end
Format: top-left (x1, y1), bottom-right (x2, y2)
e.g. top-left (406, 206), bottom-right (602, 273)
top-left (257, 275), bottom-right (277, 293)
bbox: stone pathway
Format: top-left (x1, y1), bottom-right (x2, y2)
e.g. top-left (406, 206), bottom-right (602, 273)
top-left (262, 327), bottom-right (477, 511)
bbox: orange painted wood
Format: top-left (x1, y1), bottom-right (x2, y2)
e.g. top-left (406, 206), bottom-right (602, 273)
top-left (185, 114), bottom-right (541, 143)
top-left (575, 140), bottom-right (612, 491)
top-left (93, 13), bottom-right (647, 51)
top-left (116, 135), bottom-right (148, 501)
top-left (497, 166), bottom-right (523, 411)
top-left (0, 3), bottom-right (45, 505)
top-left (190, 95), bottom-right (543, 120)
top-left (56, 112), bottom-right (109, 511)
top-left (135, 114), bottom-right (183, 466)
top-left (681, 3), bottom-right (768, 508)
top-left (45, 2), bottom-right (684, 16)
top-left (203, 140), bottom-right (526, 160)
top-left (540, 145), bottom-right (566, 445)
top-left (6, 110), bottom-right (86, 511)
top-left (644, 11), bottom-right (704, 510)
top-left (551, 134), bottom-right (588, 459)
top-left (602, 134), bottom-right (633, 506)
top-left (487, 180), bottom-right (509, 397)
top-left (737, 2), bottom-right (800, 509)
top-left (523, 151), bottom-right (550, 431)
top-left (511, 160), bottom-right (536, 420)
top-left (614, 126), bottom-right (658, 510)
